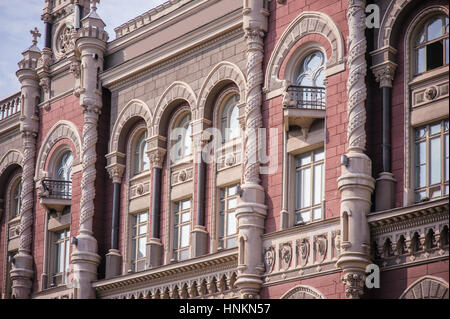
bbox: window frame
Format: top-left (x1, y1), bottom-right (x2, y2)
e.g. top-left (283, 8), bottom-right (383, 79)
top-left (218, 183), bottom-right (240, 249)
top-left (293, 147), bottom-right (325, 224)
top-left (413, 14), bottom-right (449, 76)
top-left (172, 197), bottom-right (192, 261)
top-left (129, 210), bottom-right (148, 272)
top-left (413, 119), bottom-right (449, 202)
top-left (49, 227), bottom-right (70, 287)
top-left (220, 93), bottom-right (241, 144)
top-left (132, 130), bottom-right (149, 176)
top-left (170, 112), bottom-right (193, 164)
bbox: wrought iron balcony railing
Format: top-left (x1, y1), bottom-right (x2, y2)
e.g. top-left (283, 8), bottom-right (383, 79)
top-left (41, 179), bottom-right (72, 200)
top-left (0, 92), bottom-right (21, 122)
top-left (285, 85), bottom-right (326, 110)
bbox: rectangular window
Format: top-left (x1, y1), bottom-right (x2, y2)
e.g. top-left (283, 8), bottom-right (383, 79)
top-left (51, 228), bottom-right (70, 286)
top-left (173, 199), bottom-right (191, 261)
top-left (219, 184), bottom-right (239, 249)
top-left (131, 211), bottom-right (148, 272)
top-left (295, 148), bottom-right (324, 224)
top-left (414, 119), bottom-right (449, 202)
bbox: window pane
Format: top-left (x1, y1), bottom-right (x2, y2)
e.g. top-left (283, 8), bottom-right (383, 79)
top-left (299, 153), bottom-right (311, 166)
top-left (181, 199), bottom-right (191, 211)
top-left (300, 211), bottom-right (311, 223)
top-left (58, 242), bottom-right (65, 273)
top-left (416, 48), bottom-right (425, 74)
top-left (64, 241), bottom-right (70, 272)
top-left (219, 213), bottom-right (225, 238)
top-left (315, 68), bottom-right (325, 87)
top-left (139, 212), bottom-right (147, 223)
top-left (416, 141), bottom-right (426, 165)
top-left (131, 239), bottom-right (137, 261)
top-left (313, 164), bottom-right (323, 205)
top-left (228, 185), bottom-right (237, 196)
top-left (426, 41), bottom-right (444, 71)
top-left (138, 237), bottom-right (146, 259)
top-left (142, 142), bottom-right (149, 171)
top-left (227, 211), bottom-right (237, 236)
top-left (313, 208), bottom-right (322, 220)
top-left (181, 212), bottom-right (190, 223)
top-left (314, 149), bottom-right (324, 161)
top-left (445, 134), bottom-right (449, 182)
top-left (180, 225), bottom-right (190, 247)
top-left (226, 237), bottom-right (236, 248)
top-left (179, 249), bottom-right (189, 260)
top-left (415, 127), bottom-right (427, 140)
top-left (430, 137), bottom-right (441, 184)
top-left (445, 38), bottom-right (449, 65)
top-left (173, 227), bottom-right (178, 249)
top-left (427, 17), bottom-right (443, 41)
top-left (301, 167), bottom-right (311, 208)
top-left (430, 123), bottom-right (441, 135)
top-left (229, 106), bottom-right (240, 140)
top-left (138, 224), bottom-right (147, 235)
top-left (295, 170), bottom-right (301, 210)
top-left (227, 198), bottom-right (237, 210)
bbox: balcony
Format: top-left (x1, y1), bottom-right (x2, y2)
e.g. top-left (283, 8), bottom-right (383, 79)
top-left (282, 85), bottom-right (326, 134)
top-left (0, 92), bottom-right (21, 134)
top-left (39, 179), bottom-right (72, 212)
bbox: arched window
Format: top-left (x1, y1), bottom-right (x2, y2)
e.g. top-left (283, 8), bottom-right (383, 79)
top-left (133, 131), bottom-right (149, 175)
top-left (295, 50), bottom-right (326, 87)
top-left (56, 151), bottom-right (73, 181)
top-left (414, 15), bottom-right (449, 75)
top-left (11, 178), bottom-right (22, 219)
top-left (220, 94), bottom-right (240, 143)
top-left (172, 113), bottom-right (192, 162)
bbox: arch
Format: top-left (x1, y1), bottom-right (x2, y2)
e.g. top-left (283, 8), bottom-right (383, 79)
top-left (109, 99), bottom-right (153, 154)
top-left (264, 11), bottom-right (345, 95)
top-left (35, 120), bottom-right (82, 181)
top-left (152, 81), bottom-right (197, 136)
top-left (197, 61), bottom-right (246, 120)
top-left (280, 285), bottom-right (326, 299)
top-left (0, 150), bottom-right (23, 178)
top-left (400, 276), bottom-right (449, 299)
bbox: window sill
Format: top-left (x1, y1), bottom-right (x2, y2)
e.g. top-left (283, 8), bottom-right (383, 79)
top-left (409, 65), bottom-right (449, 86)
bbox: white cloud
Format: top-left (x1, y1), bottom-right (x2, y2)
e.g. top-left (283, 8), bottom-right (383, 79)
top-left (0, 0), bottom-right (167, 99)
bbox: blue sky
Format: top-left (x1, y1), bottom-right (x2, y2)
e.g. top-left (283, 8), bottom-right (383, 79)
top-left (0, 0), bottom-right (167, 99)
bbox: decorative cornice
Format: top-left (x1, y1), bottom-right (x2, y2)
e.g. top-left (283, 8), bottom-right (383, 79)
top-left (102, 13), bottom-right (243, 90)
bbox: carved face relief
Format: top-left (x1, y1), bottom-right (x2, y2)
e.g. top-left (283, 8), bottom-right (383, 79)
top-left (264, 246), bottom-right (275, 273)
top-left (279, 243), bottom-right (292, 270)
top-left (297, 238), bottom-right (310, 267)
top-left (314, 234), bottom-right (328, 263)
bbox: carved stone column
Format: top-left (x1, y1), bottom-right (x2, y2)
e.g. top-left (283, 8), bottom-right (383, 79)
top-left (70, 1), bottom-right (108, 299)
top-left (371, 59), bottom-right (397, 211)
top-left (11, 28), bottom-right (42, 299)
top-left (234, 0), bottom-right (268, 299)
top-left (146, 145), bottom-right (166, 268)
top-left (336, 0), bottom-right (375, 299)
top-left (105, 163), bottom-right (125, 278)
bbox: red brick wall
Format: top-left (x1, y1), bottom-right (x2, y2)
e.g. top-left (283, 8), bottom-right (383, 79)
top-left (261, 271), bottom-right (346, 299)
top-left (368, 260), bottom-right (449, 299)
top-left (263, 0), bottom-right (349, 233)
top-left (32, 94), bottom-right (83, 293)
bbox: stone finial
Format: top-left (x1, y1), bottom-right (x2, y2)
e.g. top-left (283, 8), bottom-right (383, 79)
top-left (30, 27), bottom-right (41, 45)
top-left (90, 0), bottom-right (100, 11)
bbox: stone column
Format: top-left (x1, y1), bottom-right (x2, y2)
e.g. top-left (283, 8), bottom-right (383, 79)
top-left (70, 1), bottom-right (108, 299)
top-left (11, 28), bottom-right (42, 299)
top-left (146, 146), bottom-right (166, 268)
top-left (371, 61), bottom-right (397, 211)
top-left (234, 0), bottom-right (268, 299)
top-left (105, 163), bottom-right (125, 278)
top-left (191, 123), bottom-right (210, 257)
top-left (336, 0), bottom-right (375, 299)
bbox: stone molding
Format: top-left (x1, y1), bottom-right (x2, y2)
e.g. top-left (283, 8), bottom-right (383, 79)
top-left (399, 276), bottom-right (449, 299)
top-left (264, 11), bottom-right (346, 96)
top-left (152, 81), bottom-right (197, 135)
top-left (280, 285), bottom-right (326, 299)
top-left (0, 150), bottom-right (24, 177)
top-left (109, 99), bottom-right (153, 154)
top-left (197, 61), bottom-right (247, 120)
top-left (34, 120), bottom-right (82, 183)
top-left (371, 60), bottom-right (397, 88)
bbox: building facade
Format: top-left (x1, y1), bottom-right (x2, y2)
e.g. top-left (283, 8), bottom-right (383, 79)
top-left (0, 0), bottom-right (448, 299)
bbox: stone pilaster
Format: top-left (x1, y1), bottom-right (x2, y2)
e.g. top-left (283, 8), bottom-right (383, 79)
top-left (70, 0), bottom-right (108, 299)
top-left (234, 0), bottom-right (268, 299)
top-left (336, 0), bottom-right (375, 299)
top-left (10, 28), bottom-right (42, 299)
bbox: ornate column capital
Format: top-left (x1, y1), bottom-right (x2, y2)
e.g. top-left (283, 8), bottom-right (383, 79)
top-left (371, 61), bottom-right (397, 88)
top-left (147, 148), bottom-right (166, 169)
top-left (106, 163), bottom-right (125, 184)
